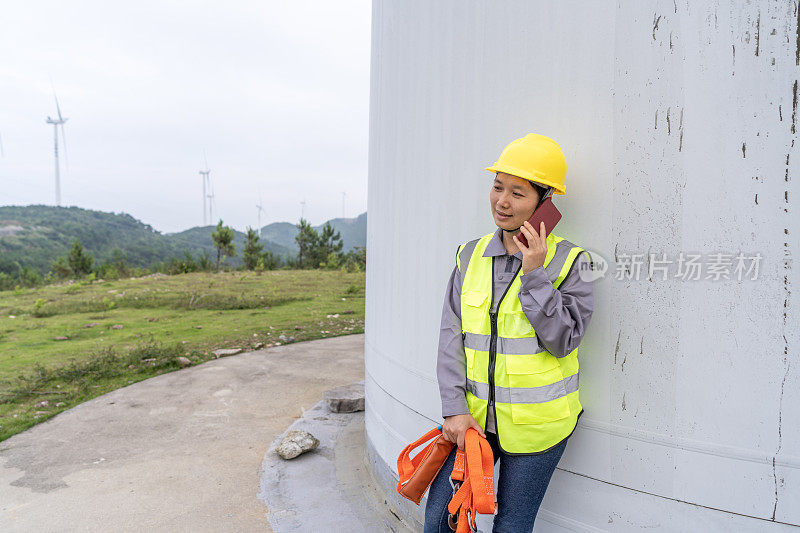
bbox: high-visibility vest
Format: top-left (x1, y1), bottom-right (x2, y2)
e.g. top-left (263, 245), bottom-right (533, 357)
top-left (457, 231), bottom-right (589, 454)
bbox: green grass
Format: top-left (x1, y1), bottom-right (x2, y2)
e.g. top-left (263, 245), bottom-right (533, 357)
top-left (0, 269), bottom-right (365, 441)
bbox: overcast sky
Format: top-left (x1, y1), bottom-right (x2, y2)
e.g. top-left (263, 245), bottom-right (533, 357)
top-left (0, 1), bottom-right (371, 234)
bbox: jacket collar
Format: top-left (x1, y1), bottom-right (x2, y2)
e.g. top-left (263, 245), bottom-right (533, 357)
top-left (482, 226), bottom-right (523, 260)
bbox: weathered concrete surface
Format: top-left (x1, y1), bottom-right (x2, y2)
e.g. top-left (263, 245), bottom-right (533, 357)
top-left (259, 398), bottom-right (412, 532)
top-left (0, 334), bottom-right (365, 532)
top-left (323, 380), bottom-right (365, 413)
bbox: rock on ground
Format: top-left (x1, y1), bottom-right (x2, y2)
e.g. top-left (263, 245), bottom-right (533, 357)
top-left (213, 348), bottom-right (243, 358)
top-left (323, 380), bottom-right (365, 413)
top-left (276, 430), bottom-right (320, 460)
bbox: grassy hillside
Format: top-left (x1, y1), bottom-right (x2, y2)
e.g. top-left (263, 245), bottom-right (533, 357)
top-left (0, 205), bottom-right (367, 277)
top-left (0, 269), bottom-right (365, 441)
top-left (0, 205), bottom-right (180, 275)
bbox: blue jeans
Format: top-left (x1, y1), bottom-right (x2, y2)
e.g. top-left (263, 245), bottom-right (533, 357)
top-left (423, 431), bottom-right (568, 532)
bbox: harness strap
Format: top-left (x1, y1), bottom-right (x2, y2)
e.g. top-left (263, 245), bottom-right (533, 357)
top-left (395, 426), bottom-right (496, 533)
top-left (396, 427), bottom-right (442, 491)
top-left (447, 428), bottom-right (496, 532)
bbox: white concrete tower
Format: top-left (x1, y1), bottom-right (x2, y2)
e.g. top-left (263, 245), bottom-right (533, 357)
top-left (365, 1), bottom-right (799, 530)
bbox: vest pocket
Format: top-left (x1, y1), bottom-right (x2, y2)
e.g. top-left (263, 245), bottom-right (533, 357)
top-left (509, 395), bottom-right (571, 424)
top-left (504, 354), bottom-right (571, 424)
top-left (464, 291), bottom-right (487, 305)
top-left (502, 313), bottom-right (534, 336)
top-left (462, 291), bottom-right (489, 328)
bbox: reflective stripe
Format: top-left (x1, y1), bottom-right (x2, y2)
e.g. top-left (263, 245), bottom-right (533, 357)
top-left (457, 238), bottom-right (480, 275)
top-left (463, 332), bottom-right (543, 356)
top-left (543, 239), bottom-right (574, 287)
top-left (502, 373), bottom-right (579, 403)
top-left (466, 378), bottom-right (490, 401)
top-left (466, 372), bottom-right (578, 404)
top-left (555, 248), bottom-right (584, 288)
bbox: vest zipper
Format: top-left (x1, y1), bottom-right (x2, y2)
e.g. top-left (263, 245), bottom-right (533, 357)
top-left (488, 255), bottom-right (522, 434)
top-left (484, 249), bottom-right (582, 456)
top-left (488, 311), bottom-right (498, 414)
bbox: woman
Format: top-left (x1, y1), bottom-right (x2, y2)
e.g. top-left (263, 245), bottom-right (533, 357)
top-left (424, 133), bottom-right (595, 532)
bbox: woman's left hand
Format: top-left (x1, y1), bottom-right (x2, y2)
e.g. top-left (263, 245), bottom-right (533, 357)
top-left (512, 221), bottom-right (548, 275)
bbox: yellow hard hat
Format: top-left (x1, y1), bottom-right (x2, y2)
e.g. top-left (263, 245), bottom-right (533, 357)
top-left (485, 133), bottom-right (567, 195)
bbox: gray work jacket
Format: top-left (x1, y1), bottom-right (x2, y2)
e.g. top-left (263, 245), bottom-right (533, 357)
top-left (437, 227), bottom-right (595, 433)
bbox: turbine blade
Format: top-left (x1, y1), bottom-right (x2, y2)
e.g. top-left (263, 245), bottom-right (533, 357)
top-left (50, 81), bottom-right (64, 122)
top-left (55, 94), bottom-right (63, 121)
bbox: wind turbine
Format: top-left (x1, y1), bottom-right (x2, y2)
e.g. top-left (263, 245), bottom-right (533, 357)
top-left (45, 84), bottom-right (69, 206)
top-left (207, 177), bottom-right (216, 225)
top-left (300, 199), bottom-right (306, 221)
top-left (0, 132), bottom-right (5, 157)
top-left (199, 152), bottom-right (211, 226)
top-left (256, 195), bottom-right (264, 238)
top-left (342, 191), bottom-right (346, 218)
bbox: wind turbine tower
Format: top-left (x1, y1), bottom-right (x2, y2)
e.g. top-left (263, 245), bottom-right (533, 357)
top-left (200, 152), bottom-right (212, 226)
top-left (199, 168), bottom-right (210, 225)
top-left (46, 88), bottom-right (69, 206)
top-left (207, 178), bottom-right (216, 225)
top-left (300, 199), bottom-right (306, 221)
top-left (256, 198), bottom-right (264, 237)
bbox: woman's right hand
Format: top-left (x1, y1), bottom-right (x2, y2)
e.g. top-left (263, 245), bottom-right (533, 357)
top-left (442, 413), bottom-right (486, 451)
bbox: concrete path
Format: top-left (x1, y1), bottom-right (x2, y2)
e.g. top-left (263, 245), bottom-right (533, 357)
top-left (0, 334), bottom-right (365, 532)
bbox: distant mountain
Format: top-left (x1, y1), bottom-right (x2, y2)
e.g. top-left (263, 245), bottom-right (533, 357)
top-left (165, 225), bottom-right (296, 263)
top-left (259, 211), bottom-right (367, 253)
top-left (0, 205), bottom-right (367, 276)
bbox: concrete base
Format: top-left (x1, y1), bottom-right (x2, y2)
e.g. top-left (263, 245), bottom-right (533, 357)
top-left (258, 400), bottom-right (412, 532)
top-left (364, 433), bottom-right (425, 531)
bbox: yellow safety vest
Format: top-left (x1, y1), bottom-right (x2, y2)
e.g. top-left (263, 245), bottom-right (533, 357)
top-left (457, 231), bottom-right (589, 454)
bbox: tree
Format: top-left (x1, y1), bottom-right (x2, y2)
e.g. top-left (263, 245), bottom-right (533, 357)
top-left (343, 245), bottom-right (366, 272)
top-left (111, 248), bottom-right (131, 278)
top-left (16, 265), bottom-right (41, 287)
top-left (197, 249), bottom-right (213, 271)
top-left (257, 250), bottom-right (280, 270)
top-left (294, 218), bottom-right (318, 269)
top-left (211, 220), bottom-right (236, 270)
top-left (294, 219), bottom-right (344, 269)
top-left (254, 250), bottom-right (280, 272)
top-left (50, 255), bottom-right (71, 279)
top-left (311, 222), bottom-right (344, 268)
top-left (67, 238), bottom-right (94, 276)
top-left (243, 227), bottom-right (264, 270)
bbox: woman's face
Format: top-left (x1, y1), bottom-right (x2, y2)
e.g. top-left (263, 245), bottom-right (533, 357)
top-left (490, 172), bottom-right (541, 230)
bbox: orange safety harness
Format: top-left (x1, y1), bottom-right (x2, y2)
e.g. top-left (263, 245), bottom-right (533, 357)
top-left (396, 426), bottom-right (496, 532)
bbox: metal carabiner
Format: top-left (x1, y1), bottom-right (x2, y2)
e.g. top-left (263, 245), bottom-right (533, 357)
top-left (447, 478), bottom-right (462, 531)
top-left (466, 508), bottom-right (478, 533)
top-left (447, 510), bottom-right (459, 531)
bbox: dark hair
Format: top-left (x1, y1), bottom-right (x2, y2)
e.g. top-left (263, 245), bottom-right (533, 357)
top-left (528, 180), bottom-right (548, 200)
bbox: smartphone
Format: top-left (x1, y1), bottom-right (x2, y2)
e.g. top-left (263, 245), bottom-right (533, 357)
top-left (516, 188), bottom-right (561, 247)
